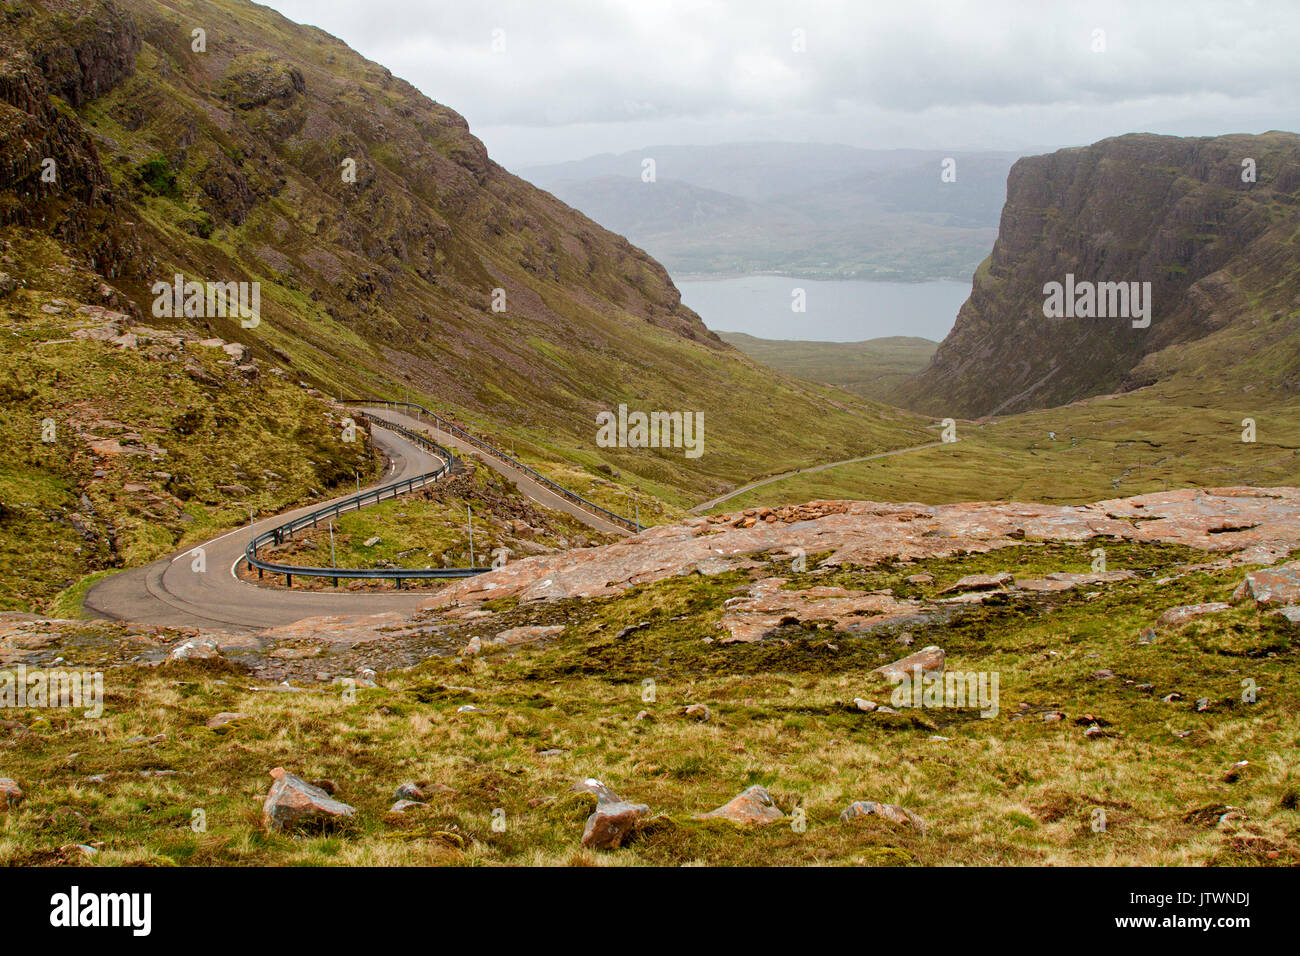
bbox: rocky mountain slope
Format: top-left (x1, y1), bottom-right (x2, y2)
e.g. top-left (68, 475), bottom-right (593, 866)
top-left (892, 132), bottom-right (1300, 418)
top-left (0, 0), bottom-right (926, 513)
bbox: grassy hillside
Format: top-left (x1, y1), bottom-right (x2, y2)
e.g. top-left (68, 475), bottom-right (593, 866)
top-left (4, 534), bottom-right (1296, 865)
top-left (0, 0), bottom-right (937, 613)
top-left (719, 332), bottom-right (937, 401)
top-left (0, 0), bottom-right (930, 516)
top-left (707, 312), bottom-right (1300, 511)
top-left (0, 232), bottom-right (380, 612)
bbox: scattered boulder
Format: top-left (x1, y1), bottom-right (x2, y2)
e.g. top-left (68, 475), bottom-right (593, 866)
top-left (840, 800), bottom-right (926, 831)
top-left (1234, 561), bottom-right (1300, 607)
top-left (570, 778), bottom-right (621, 805)
top-left (395, 782), bottom-right (425, 802)
top-left (363, 536), bottom-right (382, 547)
top-left (852, 698), bottom-right (878, 713)
top-left (872, 645), bottom-right (945, 681)
top-left (262, 768), bottom-right (356, 832)
top-left (614, 621), bottom-right (652, 639)
top-left (683, 703), bottom-right (711, 722)
top-left (1157, 603), bottom-right (1232, 627)
top-left (1271, 606), bottom-right (1300, 626)
top-left (696, 785), bottom-right (783, 825)
top-left (168, 639), bottom-right (223, 662)
top-left (206, 712), bottom-right (251, 732)
top-left (462, 636), bottom-right (483, 655)
top-left (493, 625), bottom-right (565, 646)
top-left (0, 777), bottom-right (23, 807)
top-left (389, 800), bottom-right (427, 814)
top-left (582, 800), bottom-right (649, 850)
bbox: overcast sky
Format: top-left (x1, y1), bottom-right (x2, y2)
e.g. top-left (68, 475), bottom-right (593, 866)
top-left (263, 0), bottom-right (1300, 169)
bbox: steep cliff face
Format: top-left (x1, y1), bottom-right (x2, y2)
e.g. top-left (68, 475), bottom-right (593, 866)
top-left (892, 132), bottom-right (1300, 418)
top-left (0, 0), bottom-right (142, 280)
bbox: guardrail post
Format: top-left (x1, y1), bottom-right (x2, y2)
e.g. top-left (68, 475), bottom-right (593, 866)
top-left (396, 577), bottom-right (403, 590)
top-left (285, 573), bottom-right (292, 587)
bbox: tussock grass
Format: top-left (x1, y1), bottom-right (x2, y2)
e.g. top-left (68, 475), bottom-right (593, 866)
top-left (3, 539), bottom-right (1295, 866)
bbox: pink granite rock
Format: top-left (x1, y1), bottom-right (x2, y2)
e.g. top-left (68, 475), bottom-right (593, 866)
top-left (1234, 561), bottom-right (1300, 607)
top-left (262, 768), bottom-right (356, 832)
top-left (1157, 602), bottom-right (1233, 626)
top-left (696, 785), bottom-right (783, 825)
top-left (840, 800), bottom-right (926, 830)
top-left (582, 800), bottom-right (649, 850)
top-left (872, 645), bottom-right (946, 681)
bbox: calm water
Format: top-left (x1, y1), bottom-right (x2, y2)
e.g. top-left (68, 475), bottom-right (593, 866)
top-left (675, 275), bottom-right (969, 342)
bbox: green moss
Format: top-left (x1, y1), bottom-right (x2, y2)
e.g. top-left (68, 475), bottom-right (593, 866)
top-left (135, 155), bottom-right (180, 199)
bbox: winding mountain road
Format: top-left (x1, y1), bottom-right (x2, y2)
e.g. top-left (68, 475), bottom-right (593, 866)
top-left (359, 407), bottom-right (633, 537)
top-left (84, 402), bottom-right (933, 633)
top-left (84, 424), bottom-right (443, 633)
top-left (84, 409), bottom-right (631, 632)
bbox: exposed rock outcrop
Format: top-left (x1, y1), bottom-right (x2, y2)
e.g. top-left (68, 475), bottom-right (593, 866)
top-left (423, 488), bottom-right (1300, 613)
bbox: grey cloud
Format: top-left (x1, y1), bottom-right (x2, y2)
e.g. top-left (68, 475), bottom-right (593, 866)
top-left (263, 0), bottom-right (1300, 162)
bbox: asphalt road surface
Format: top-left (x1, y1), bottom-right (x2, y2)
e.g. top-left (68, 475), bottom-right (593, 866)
top-left (85, 412), bottom-right (632, 633)
top-left (358, 406), bottom-right (633, 537)
top-left (85, 424), bottom-right (453, 633)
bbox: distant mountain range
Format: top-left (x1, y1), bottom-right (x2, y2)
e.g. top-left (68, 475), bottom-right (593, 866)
top-left (519, 144), bottom-right (1024, 281)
